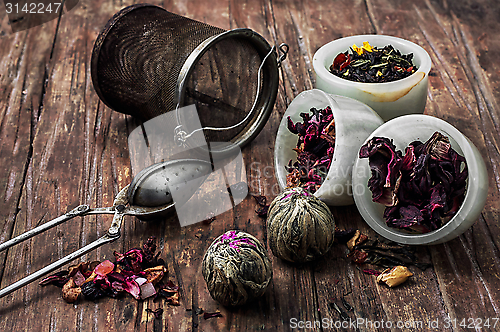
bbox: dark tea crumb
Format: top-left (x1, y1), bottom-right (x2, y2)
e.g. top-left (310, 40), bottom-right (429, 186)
top-left (146, 308), bottom-right (164, 319)
top-left (253, 194), bottom-right (270, 218)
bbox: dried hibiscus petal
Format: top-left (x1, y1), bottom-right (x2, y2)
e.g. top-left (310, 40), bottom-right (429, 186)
top-left (40, 271), bottom-right (69, 287)
top-left (123, 277), bottom-right (141, 300)
top-left (348, 249), bottom-right (368, 264)
top-left (359, 136), bottom-right (402, 205)
top-left (203, 311), bottom-right (223, 320)
top-left (362, 269), bottom-right (382, 276)
top-left (360, 132), bottom-right (468, 233)
top-left (286, 107), bottom-right (335, 193)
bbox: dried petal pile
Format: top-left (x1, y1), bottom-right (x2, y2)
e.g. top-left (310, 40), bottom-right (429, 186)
top-left (40, 237), bottom-right (180, 304)
top-left (336, 228), bottom-right (431, 271)
top-left (359, 132), bottom-right (468, 233)
top-left (336, 228), bottom-right (427, 288)
top-left (330, 42), bottom-right (417, 83)
top-left (286, 106), bottom-right (335, 193)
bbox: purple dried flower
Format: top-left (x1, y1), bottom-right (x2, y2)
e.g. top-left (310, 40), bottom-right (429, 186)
top-left (286, 107), bottom-right (335, 193)
top-left (360, 132), bottom-right (468, 233)
top-left (219, 231), bottom-right (257, 252)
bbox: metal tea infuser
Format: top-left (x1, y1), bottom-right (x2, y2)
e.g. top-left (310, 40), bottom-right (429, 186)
top-left (0, 4), bottom-right (288, 298)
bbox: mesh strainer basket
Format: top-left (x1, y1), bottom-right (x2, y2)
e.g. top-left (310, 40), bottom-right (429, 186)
top-left (91, 4), bottom-right (287, 151)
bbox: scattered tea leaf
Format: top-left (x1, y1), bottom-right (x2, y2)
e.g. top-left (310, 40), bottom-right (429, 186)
top-left (146, 308), bottom-right (164, 320)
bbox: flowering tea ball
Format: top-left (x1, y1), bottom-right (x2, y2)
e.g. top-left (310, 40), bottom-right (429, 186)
top-left (202, 230), bottom-right (272, 306)
top-left (267, 187), bottom-right (335, 263)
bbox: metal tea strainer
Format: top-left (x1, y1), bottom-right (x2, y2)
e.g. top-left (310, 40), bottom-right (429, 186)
top-left (0, 4), bottom-right (288, 298)
top-left (91, 3), bottom-right (288, 153)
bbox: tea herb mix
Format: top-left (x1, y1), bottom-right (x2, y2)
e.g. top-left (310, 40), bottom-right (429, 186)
top-left (40, 237), bottom-right (179, 305)
top-left (330, 42), bottom-right (417, 83)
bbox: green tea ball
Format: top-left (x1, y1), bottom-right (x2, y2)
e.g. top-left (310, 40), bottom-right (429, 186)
top-left (267, 187), bottom-right (335, 263)
top-left (202, 230), bottom-right (272, 306)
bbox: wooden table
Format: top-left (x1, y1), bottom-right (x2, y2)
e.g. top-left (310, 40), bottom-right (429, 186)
top-left (1, 0), bottom-right (499, 331)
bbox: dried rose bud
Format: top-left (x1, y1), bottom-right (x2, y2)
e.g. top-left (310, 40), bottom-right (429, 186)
top-left (376, 266), bottom-right (413, 287)
top-left (62, 278), bottom-right (81, 303)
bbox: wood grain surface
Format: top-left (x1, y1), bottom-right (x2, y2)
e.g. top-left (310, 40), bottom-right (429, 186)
top-left (0, 0), bottom-right (499, 331)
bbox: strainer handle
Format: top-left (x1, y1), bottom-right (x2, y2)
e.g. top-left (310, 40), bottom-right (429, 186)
top-left (0, 205), bottom-right (115, 253)
top-left (0, 232), bottom-right (120, 298)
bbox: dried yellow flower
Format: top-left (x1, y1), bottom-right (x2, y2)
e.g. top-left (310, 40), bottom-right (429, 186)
top-left (376, 266), bottom-right (413, 287)
top-left (352, 41), bottom-right (374, 55)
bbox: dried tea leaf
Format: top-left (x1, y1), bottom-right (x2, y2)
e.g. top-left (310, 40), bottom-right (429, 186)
top-left (330, 43), bottom-right (417, 83)
top-left (146, 308), bottom-right (163, 320)
top-left (252, 195), bottom-right (267, 206)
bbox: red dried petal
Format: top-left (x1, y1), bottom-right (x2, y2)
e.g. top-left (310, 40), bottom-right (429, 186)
top-left (339, 54), bottom-right (351, 71)
top-left (363, 269), bottom-right (382, 276)
top-left (349, 250), bottom-right (368, 264)
top-left (123, 278), bottom-right (141, 300)
top-left (333, 53), bottom-right (347, 70)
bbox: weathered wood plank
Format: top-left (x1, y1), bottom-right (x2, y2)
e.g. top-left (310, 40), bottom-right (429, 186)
top-left (0, 0), bottom-right (499, 331)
